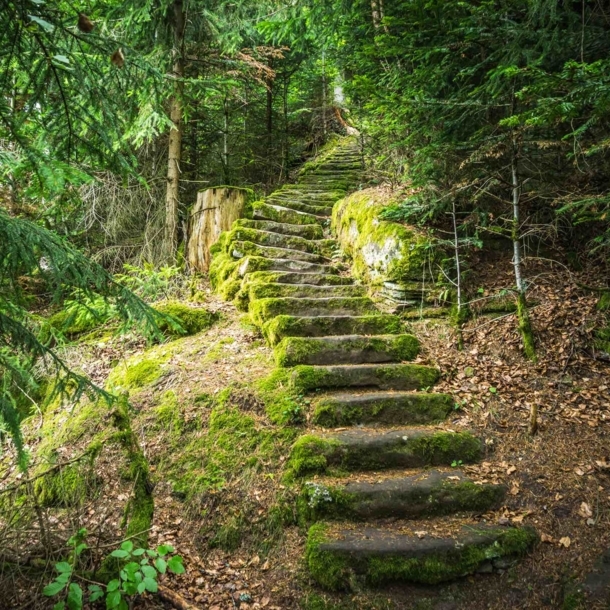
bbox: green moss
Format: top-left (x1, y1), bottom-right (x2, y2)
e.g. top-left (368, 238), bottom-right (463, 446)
top-left (274, 334), bottom-right (420, 368)
top-left (597, 291), bottom-right (610, 311)
top-left (209, 250), bottom-right (239, 291)
top-left (34, 459), bottom-right (98, 508)
top-left (154, 301), bottom-right (219, 337)
top-left (306, 525), bottom-right (538, 590)
top-left (331, 189), bottom-right (436, 285)
top-left (288, 435), bottom-right (340, 477)
top-left (107, 353), bottom-right (169, 393)
top-left (298, 477), bottom-right (505, 524)
top-left (253, 201), bottom-right (318, 225)
top-left (288, 431), bottom-right (480, 477)
top-left (305, 524), bottom-right (352, 591)
top-left (312, 393), bottom-right (453, 427)
top-left (290, 363), bottom-right (439, 394)
top-left (262, 314), bottom-right (403, 346)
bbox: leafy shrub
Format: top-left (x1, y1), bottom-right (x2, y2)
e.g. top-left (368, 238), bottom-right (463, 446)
top-left (44, 529), bottom-right (185, 610)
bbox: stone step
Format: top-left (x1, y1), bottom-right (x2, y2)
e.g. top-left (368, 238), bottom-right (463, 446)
top-left (230, 241), bottom-right (330, 264)
top-left (248, 283), bottom-right (367, 302)
top-left (234, 218), bottom-right (324, 240)
top-left (265, 197), bottom-right (333, 216)
top-left (262, 314), bottom-right (404, 345)
top-left (290, 363), bottom-right (440, 393)
top-left (288, 428), bottom-right (482, 476)
top-left (253, 202), bottom-right (325, 226)
top-left (274, 334), bottom-right (420, 367)
top-left (299, 470), bottom-right (507, 521)
top-left (244, 271), bottom-right (353, 287)
top-left (237, 256), bottom-right (336, 278)
top-left (249, 297), bottom-right (378, 326)
top-left (311, 391), bottom-right (454, 427)
top-left (227, 226), bottom-right (335, 256)
top-left (305, 523), bottom-right (538, 590)
top-left (278, 185), bottom-right (346, 199)
top-left (293, 183), bottom-right (347, 193)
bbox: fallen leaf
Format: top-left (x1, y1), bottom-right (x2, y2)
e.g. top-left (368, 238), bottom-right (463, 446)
top-left (578, 502), bottom-right (592, 518)
top-left (559, 537), bottom-right (571, 548)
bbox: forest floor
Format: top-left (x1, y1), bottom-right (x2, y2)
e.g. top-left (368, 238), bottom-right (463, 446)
top-left (1, 248), bottom-right (609, 610)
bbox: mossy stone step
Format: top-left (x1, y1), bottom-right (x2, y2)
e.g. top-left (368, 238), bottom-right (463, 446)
top-left (230, 241), bottom-right (330, 264)
top-left (312, 391), bottom-right (454, 427)
top-left (274, 334), bottom-right (419, 367)
top-left (265, 197), bottom-right (333, 216)
top-left (237, 256), bottom-right (336, 277)
top-left (243, 271), bottom-right (353, 287)
top-left (227, 227), bottom-right (335, 255)
top-left (262, 314), bottom-right (404, 345)
top-left (249, 297), bottom-right (378, 325)
top-left (248, 283), bottom-right (367, 301)
top-left (288, 428), bottom-right (482, 476)
top-left (234, 218), bottom-right (324, 240)
top-left (290, 363), bottom-right (440, 393)
top-left (299, 470), bottom-right (507, 521)
top-left (279, 186), bottom-right (347, 200)
top-left (253, 202), bottom-right (324, 225)
top-left (306, 523), bottom-right (538, 590)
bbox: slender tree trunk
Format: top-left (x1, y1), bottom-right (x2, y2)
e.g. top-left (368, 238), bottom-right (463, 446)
top-left (223, 96), bottom-right (229, 182)
top-left (511, 139), bottom-right (537, 361)
top-left (451, 198), bottom-right (465, 350)
top-left (322, 50), bottom-right (327, 139)
top-left (163, 0), bottom-right (186, 264)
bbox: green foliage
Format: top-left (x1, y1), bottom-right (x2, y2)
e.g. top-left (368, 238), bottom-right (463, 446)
top-left (43, 531), bottom-right (184, 610)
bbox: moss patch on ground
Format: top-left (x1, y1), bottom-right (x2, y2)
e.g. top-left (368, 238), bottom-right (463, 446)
top-left (154, 301), bottom-right (219, 337)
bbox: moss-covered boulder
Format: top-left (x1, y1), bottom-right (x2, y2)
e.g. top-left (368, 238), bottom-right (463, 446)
top-left (332, 189), bottom-right (435, 285)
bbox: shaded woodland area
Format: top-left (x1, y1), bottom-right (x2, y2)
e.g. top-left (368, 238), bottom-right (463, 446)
top-left (1, 1), bottom-right (610, 609)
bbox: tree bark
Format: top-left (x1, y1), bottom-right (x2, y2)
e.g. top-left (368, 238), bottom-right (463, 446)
top-left (163, 0), bottom-right (186, 264)
top-left (511, 138), bottom-right (537, 362)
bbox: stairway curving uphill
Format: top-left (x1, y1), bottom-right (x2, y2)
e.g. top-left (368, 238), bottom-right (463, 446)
top-left (212, 137), bottom-right (537, 592)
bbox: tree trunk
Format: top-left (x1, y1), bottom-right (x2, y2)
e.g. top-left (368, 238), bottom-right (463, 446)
top-left (451, 198), bottom-right (465, 350)
top-left (511, 140), bottom-right (537, 362)
top-left (163, 0), bottom-right (186, 265)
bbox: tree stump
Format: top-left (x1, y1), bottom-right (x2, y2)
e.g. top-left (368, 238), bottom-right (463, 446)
top-left (187, 188), bottom-right (246, 272)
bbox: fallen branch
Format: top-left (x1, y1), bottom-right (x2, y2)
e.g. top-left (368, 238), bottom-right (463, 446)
top-left (158, 585), bottom-right (201, 610)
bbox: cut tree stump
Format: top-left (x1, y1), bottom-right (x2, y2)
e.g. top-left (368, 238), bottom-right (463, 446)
top-left (187, 187), bottom-right (246, 272)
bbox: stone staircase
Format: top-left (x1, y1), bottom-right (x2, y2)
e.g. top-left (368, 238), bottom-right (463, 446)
top-left (211, 137), bottom-right (537, 592)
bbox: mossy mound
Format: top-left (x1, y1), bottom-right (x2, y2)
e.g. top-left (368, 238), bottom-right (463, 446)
top-left (332, 189), bottom-right (435, 285)
top-left (154, 301), bottom-right (219, 337)
top-left (106, 344), bottom-right (175, 393)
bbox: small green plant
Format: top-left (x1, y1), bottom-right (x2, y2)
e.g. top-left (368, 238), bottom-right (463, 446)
top-left (115, 263), bottom-right (185, 302)
top-left (454, 399), bottom-right (467, 411)
top-left (43, 529), bottom-right (185, 610)
top-left (451, 460), bottom-right (463, 468)
top-left (489, 386), bottom-right (497, 394)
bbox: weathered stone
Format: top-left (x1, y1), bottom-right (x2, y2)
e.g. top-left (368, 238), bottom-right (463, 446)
top-left (265, 196), bottom-right (333, 216)
top-left (290, 363), bottom-right (440, 392)
top-left (237, 256), bottom-right (335, 277)
top-left (274, 334), bottom-right (419, 367)
top-left (305, 523), bottom-right (538, 590)
top-left (248, 283), bottom-right (366, 301)
top-left (312, 391), bottom-right (453, 426)
top-left (253, 201), bottom-right (324, 225)
top-left (243, 271), bottom-right (353, 287)
top-left (249, 297), bottom-right (378, 325)
top-left (289, 429), bottom-right (481, 476)
top-left (299, 470), bottom-right (506, 521)
top-left (234, 218), bottom-right (324, 240)
top-left (262, 314), bottom-right (404, 345)
top-left (230, 240), bottom-right (329, 264)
